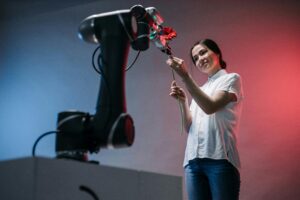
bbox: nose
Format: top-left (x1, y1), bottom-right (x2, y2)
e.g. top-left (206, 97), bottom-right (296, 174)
top-left (199, 58), bottom-right (206, 64)
top-left (194, 54), bottom-right (207, 66)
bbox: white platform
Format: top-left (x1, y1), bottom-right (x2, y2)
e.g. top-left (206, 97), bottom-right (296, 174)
top-left (0, 157), bottom-right (182, 200)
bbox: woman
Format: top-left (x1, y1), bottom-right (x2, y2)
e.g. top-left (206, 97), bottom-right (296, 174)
top-left (166, 39), bottom-right (243, 200)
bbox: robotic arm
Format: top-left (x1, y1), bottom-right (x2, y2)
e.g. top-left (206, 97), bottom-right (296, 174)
top-left (55, 5), bottom-right (176, 161)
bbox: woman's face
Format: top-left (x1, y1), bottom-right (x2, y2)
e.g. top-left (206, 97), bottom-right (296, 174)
top-left (191, 44), bottom-right (221, 76)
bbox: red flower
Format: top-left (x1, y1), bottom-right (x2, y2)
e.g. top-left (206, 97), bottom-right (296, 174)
top-left (162, 27), bottom-right (177, 40)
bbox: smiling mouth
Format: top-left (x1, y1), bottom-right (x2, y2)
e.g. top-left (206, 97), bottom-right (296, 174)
top-left (199, 59), bottom-right (209, 68)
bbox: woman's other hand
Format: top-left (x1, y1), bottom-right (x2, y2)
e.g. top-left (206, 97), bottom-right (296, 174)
top-left (169, 81), bottom-right (187, 103)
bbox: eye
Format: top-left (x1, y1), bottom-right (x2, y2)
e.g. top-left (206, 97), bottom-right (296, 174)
top-left (199, 49), bottom-right (207, 56)
top-left (193, 55), bottom-right (199, 62)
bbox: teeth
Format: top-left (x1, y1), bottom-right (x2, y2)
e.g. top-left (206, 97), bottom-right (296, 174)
top-left (199, 59), bottom-right (208, 67)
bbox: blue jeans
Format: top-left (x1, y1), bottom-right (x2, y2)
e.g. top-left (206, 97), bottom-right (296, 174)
top-left (185, 158), bottom-right (240, 200)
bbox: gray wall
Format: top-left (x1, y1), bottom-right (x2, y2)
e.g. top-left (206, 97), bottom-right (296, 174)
top-left (1, 0), bottom-right (300, 199)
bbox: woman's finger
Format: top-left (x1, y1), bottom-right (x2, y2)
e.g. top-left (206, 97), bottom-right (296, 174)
top-left (173, 57), bottom-right (183, 65)
top-left (171, 80), bottom-right (177, 87)
top-left (169, 92), bottom-right (178, 97)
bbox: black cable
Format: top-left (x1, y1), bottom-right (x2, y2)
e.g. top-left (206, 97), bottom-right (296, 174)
top-left (92, 46), bottom-right (141, 73)
top-left (92, 46), bottom-right (102, 75)
top-left (32, 131), bottom-right (58, 157)
top-left (125, 51), bottom-right (141, 71)
top-left (79, 185), bottom-right (100, 200)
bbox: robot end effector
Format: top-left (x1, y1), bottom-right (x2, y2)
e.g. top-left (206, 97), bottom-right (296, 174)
top-left (78, 5), bottom-right (177, 54)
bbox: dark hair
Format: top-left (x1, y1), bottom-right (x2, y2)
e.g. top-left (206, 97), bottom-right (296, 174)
top-left (190, 39), bottom-right (227, 69)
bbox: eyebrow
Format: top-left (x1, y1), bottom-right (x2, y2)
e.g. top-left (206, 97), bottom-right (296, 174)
top-left (198, 49), bottom-right (207, 54)
top-left (192, 48), bottom-right (206, 57)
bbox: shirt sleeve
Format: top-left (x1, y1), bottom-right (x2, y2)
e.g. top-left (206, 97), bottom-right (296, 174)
top-left (189, 99), bottom-right (195, 113)
top-left (217, 73), bottom-right (244, 102)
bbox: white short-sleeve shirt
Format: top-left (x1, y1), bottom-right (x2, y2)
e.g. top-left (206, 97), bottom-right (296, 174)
top-left (183, 69), bottom-right (244, 169)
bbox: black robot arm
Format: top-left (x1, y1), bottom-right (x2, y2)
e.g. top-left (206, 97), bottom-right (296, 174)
top-left (55, 5), bottom-right (176, 161)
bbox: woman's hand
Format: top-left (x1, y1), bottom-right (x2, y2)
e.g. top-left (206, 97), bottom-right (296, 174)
top-left (169, 81), bottom-right (187, 103)
top-left (166, 56), bottom-right (189, 79)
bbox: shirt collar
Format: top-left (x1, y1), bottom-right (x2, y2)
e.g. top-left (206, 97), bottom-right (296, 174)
top-left (208, 69), bottom-right (227, 81)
